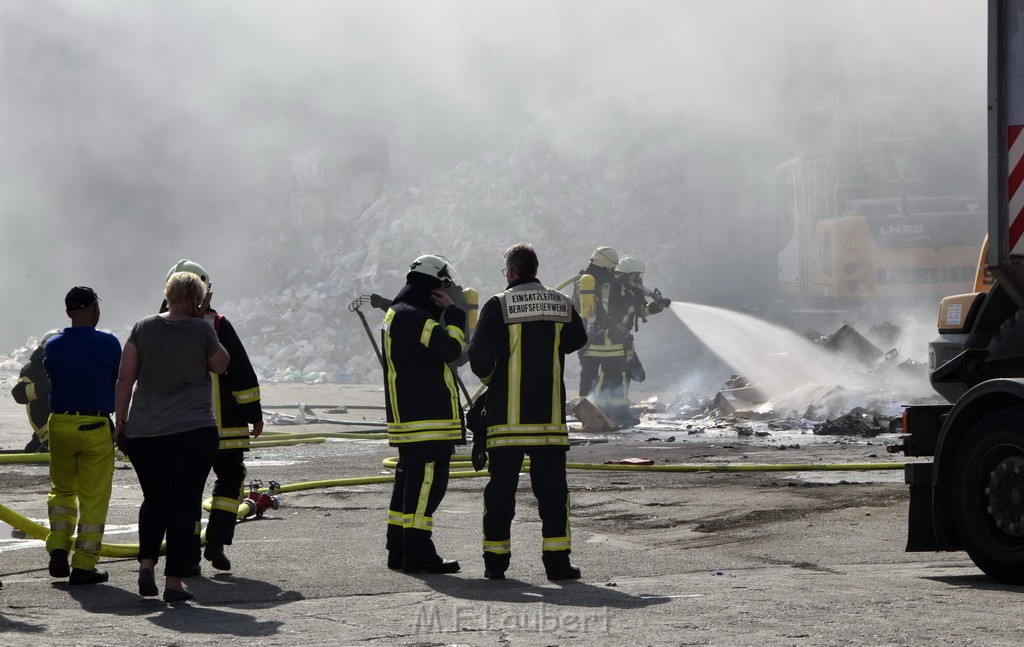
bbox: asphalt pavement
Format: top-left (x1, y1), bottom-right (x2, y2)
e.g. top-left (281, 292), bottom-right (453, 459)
top-left (0, 383), bottom-right (1020, 647)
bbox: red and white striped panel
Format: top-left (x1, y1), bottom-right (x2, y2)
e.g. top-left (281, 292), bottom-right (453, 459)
top-left (1011, 125), bottom-right (1024, 254)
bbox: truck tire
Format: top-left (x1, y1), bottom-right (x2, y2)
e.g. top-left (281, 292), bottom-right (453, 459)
top-left (951, 408), bottom-right (1024, 583)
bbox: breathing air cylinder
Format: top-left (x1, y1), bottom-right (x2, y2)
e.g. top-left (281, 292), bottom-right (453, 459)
top-left (462, 287), bottom-right (479, 338)
top-left (578, 274), bottom-right (597, 319)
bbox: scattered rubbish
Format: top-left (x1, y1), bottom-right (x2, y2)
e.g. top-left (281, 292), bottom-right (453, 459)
top-left (712, 374), bottom-right (766, 414)
top-left (813, 408), bottom-right (893, 437)
top-left (570, 396), bottom-right (618, 433)
top-left (820, 323), bottom-right (884, 366)
top-left (637, 396), bottom-right (667, 414)
top-left (263, 403), bottom-right (386, 428)
top-left (602, 458), bottom-right (656, 465)
top-left (266, 403), bottom-right (318, 425)
top-left (866, 321), bottom-right (901, 348)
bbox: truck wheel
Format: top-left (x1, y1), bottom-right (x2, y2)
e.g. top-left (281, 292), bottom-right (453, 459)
top-left (952, 409), bottom-right (1024, 583)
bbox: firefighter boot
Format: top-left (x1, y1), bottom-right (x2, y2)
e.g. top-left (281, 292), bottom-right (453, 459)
top-left (24, 434), bottom-right (42, 453)
top-left (484, 560), bottom-right (508, 580)
top-left (402, 528), bottom-right (460, 573)
top-left (543, 551), bottom-right (581, 581)
top-left (403, 558), bottom-right (460, 574)
top-left (204, 541), bottom-right (231, 571)
top-left (483, 550), bottom-right (510, 580)
top-left (69, 567), bottom-right (109, 585)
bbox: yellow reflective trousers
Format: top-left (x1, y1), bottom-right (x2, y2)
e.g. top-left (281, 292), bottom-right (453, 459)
top-left (46, 414), bottom-right (114, 570)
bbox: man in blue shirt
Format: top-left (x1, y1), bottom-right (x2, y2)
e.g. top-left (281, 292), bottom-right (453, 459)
top-left (44, 286), bottom-right (122, 585)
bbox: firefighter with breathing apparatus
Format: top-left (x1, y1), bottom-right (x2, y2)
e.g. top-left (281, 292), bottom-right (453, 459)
top-left (603, 254), bottom-right (671, 427)
top-left (574, 246), bottom-right (621, 402)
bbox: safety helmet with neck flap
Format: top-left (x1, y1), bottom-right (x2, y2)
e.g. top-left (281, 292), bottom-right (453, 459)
top-left (589, 246), bottom-right (619, 270)
top-left (408, 255), bottom-right (460, 287)
top-left (615, 255), bottom-right (646, 278)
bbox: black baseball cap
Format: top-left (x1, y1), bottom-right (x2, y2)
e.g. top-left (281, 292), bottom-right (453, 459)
top-left (65, 286), bottom-right (101, 310)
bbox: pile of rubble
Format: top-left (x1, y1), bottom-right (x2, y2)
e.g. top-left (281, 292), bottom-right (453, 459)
top-left (228, 102), bottom-right (694, 383)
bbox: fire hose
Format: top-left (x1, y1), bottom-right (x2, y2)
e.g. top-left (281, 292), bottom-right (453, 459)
top-left (0, 440), bottom-right (907, 559)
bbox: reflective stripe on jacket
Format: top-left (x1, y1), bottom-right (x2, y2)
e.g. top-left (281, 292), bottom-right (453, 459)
top-left (469, 278), bottom-right (587, 449)
top-left (382, 290), bottom-right (467, 446)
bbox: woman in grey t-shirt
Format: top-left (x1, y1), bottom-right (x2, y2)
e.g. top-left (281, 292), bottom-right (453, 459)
top-left (114, 271), bottom-right (229, 603)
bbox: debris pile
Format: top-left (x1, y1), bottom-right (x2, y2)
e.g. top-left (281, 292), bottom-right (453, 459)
top-left (604, 320), bottom-right (945, 439)
top-left (227, 103), bottom-right (694, 383)
top-left (812, 409), bottom-right (897, 437)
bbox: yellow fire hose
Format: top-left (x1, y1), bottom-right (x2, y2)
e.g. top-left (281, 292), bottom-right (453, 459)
top-left (0, 439), bottom-right (907, 558)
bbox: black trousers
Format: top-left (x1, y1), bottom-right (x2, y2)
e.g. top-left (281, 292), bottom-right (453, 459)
top-left (386, 443), bottom-right (453, 565)
top-left (126, 426), bottom-right (218, 577)
top-left (579, 353), bottom-right (627, 405)
top-left (482, 446), bottom-right (572, 571)
top-left (188, 448), bottom-right (247, 566)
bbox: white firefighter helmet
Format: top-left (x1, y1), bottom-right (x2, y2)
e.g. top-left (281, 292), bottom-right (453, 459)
top-left (616, 255), bottom-right (646, 277)
top-left (590, 246), bottom-right (619, 270)
top-left (408, 255), bottom-right (460, 286)
top-left (167, 259), bottom-right (212, 290)
top-left (40, 329), bottom-right (61, 346)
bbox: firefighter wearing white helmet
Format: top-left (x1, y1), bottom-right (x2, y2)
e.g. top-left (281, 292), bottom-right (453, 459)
top-left (167, 259), bottom-right (212, 290)
top-left (574, 246), bottom-right (623, 404)
top-left (408, 254), bottom-right (460, 286)
top-left (600, 254), bottom-right (671, 427)
top-left (160, 259), bottom-right (264, 576)
top-left (382, 254), bottom-right (467, 573)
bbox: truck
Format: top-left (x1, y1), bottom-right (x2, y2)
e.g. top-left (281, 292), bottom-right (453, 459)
top-left (893, 0), bottom-right (1024, 584)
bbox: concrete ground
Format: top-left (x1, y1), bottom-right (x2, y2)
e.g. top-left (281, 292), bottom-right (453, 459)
top-left (0, 382), bottom-right (1020, 647)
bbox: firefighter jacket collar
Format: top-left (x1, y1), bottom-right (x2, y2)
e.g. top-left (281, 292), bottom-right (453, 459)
top-left (506, 276), bottom-right (542, 289)
top-left (392, 278), bottom-right (444, 317)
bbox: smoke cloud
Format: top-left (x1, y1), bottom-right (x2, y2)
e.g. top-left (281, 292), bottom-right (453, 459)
top-left (0, 0), bottom-right (987, 383)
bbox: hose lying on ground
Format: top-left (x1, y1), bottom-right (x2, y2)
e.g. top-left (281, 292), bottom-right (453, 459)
top-left (0, 438), bottom-right (907, 558)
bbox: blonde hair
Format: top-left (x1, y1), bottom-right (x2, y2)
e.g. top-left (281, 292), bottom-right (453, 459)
top-left (164, 271), bottom-right (207, 309)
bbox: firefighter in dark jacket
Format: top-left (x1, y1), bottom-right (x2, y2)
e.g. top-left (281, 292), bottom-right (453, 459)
top-left (383, 254), bottom-right (467, 574)
top-left (602, 255), bottom-right (670, 427)
top-left (10, 330), bottom-right (59, 452)
top-left (160, 260), bottom-right (264, 575)
top-left (469, 243), bottom-right (588, 581)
